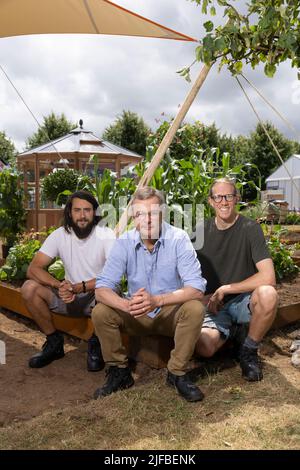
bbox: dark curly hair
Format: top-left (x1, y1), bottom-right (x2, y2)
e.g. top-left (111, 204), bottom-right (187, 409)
top-left (63, 191), bottom-right (100, 233)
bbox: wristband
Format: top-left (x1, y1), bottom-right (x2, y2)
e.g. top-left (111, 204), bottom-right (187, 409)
top-left (82, 281), bottom-right (86, 293)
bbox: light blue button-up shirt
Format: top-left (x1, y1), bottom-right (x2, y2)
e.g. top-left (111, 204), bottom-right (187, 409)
top-left (96, 222), bottom-right (207, 296)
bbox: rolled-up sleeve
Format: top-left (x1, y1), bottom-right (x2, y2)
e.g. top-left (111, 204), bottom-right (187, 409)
top-left (96, 238), bottom-right (127, 291)
top-left (176, 234), bottom-right (207, 293)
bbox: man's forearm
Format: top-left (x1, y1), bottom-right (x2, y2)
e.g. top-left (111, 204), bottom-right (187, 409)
top-left (154, 286), bottom-right (204, 307)
top-left (27, 265), bottom-right (61, 289)
top-left (72, 279), bottom-right (96, 294)
top-left (96, 287), bottom-right (129, 312)
top-left (220, 271), bottom-right (276, 296)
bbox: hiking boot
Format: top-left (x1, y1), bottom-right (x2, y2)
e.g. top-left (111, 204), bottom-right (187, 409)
top-left (29, 332), bottom-right (64, 368)
top-left (94, 366), bottom-right (134, 399)
top-left (87, 334), bottom-right (104, 372)
top-left (240, 345), bottom-right (263, 382)
top-left (166, 371), bottom-right (204, 402)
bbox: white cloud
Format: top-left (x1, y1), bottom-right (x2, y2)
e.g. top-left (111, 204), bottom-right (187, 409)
top-left (0, 0), bottom-right (299, 152)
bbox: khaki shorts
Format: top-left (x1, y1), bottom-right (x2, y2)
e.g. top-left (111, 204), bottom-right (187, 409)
top-left (49, 288), bottom-right (96, 317)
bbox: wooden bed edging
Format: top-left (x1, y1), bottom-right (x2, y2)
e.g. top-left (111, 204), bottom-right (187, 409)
top-left (1, 282), bottom-right (300, 368)
top-left (0, 282), bottom-right (94, 340)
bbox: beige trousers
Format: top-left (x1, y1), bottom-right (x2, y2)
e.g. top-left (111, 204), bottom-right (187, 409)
top-left (92, 300), bottom-right (204, 376)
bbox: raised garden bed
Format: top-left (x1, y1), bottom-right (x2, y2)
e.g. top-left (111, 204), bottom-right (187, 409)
top-left (0, 281), bottom-right (94, 340)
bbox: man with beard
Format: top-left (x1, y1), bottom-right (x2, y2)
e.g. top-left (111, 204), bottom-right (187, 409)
top-left (21, 191), bottom-right (115, 370)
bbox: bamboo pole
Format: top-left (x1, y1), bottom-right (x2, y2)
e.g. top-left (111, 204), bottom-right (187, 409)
top-left (115, 63), bottom-right (212, 235)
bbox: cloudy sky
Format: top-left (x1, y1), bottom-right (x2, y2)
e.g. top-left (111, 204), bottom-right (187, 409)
top-left (0, 0), bottom-right (299, 152)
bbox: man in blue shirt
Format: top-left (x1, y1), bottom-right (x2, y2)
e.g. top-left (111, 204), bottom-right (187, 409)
top-left (92, 187), bottom-right (207, 402)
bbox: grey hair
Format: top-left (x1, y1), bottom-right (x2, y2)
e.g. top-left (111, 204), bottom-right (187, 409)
top-left (209, 177), bottom-right (239, 197)
top-left (132, 186), bottom-right (165, 205)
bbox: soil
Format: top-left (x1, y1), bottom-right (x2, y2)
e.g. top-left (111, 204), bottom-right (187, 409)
top-left (276, 273), bottom-right (300, 306)
top-left (0, 275), bottom-right (300, 431)
top-left (280, 231), bottom-right (300, 244)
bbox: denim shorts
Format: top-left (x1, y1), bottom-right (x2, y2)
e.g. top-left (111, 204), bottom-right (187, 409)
top-left (49, 288), bottom-right (95, 317)
top-left (202, 293), bottom-right (252, 340)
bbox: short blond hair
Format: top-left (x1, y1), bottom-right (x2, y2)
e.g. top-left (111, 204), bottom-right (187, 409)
top-left (209, 177), bottom-right (239, 197)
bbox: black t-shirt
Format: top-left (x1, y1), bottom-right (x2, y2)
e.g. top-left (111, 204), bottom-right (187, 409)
top-left (196, 215), bottom-right (270, 298)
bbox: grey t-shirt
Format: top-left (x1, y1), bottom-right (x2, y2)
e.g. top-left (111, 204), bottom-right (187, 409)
top-left (196, 215), bottom-right (270, 299)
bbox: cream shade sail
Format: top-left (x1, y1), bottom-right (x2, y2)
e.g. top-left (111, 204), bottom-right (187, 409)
top-left (0, 0), bottom-right (196, 41)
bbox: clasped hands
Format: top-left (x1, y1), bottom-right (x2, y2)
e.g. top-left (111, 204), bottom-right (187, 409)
top-left (126, 287), bottom-right (158, 317)
top-left (58, 280), bottom-right (76, 304)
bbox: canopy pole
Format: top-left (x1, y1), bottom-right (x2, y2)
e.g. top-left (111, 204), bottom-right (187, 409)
top-left (116, 62), bottom-right (212, 235)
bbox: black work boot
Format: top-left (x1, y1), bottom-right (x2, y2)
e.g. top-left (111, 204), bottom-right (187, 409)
top-left (87, 334), bottom-right (104, 372)
top-left (29, 331), bottom-right (64, 368)
top-left (166, 371), bottom-right (204, 402)
top-left (240, 345), bottom-right (263, 382)
top-left (94, 366), bottom-right (134, 399)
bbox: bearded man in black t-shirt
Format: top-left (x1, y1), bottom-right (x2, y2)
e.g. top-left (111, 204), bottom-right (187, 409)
top-left (195, 178), bottom-right (278, 382)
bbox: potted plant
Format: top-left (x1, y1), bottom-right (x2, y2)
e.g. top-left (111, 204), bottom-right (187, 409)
top-left (0, 169), bottom-right (26, 258)
top-left (41, 168), bottom-right (90, 206)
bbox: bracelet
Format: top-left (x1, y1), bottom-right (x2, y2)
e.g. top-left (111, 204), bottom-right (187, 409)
top-left (82, 281), bottom-right (86, 293)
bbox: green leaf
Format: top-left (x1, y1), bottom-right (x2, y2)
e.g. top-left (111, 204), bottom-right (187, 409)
top-left (48, 259), bottom-right (65, 281)
top-left (204, 21), bottom-right (214, 32)
top-left (201, 0), bottom-right (208, 15)
top-left (176, 67), bottom-right (191, 83)
top-left (233, 61), bottom-right (243, 74)
top-left (214, 36), bottom-right (227, 52)
top-left (264, 63), bottom-right (276, 77)
top-left (195, 45), bottom-right (203, 62)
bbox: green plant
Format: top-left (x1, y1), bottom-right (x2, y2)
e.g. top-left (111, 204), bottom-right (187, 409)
top-left (136, 140), bottom-right (261, 220)
top-left (241, 201), bottom-right (270, 222)
top-left (26, 112), bottom-right (76, 149)
top-left (190, 1), bottom-right (300, 77)
top-left (48, 259), bottom-right (65, 281)
top-left (102, 110), bottom-right (151, 156)
top-left (285, 212), bottom-right (300, 225)
top-left (75, 155), bottom-right (136, 224)
top-left (43, 120), bottom-right (262, 236)
top-left (0, 131), bottom-right (17, 166)
top-left (0, 169), bottom-right (26, 247)
top-left (41, 168), bottom-right (90, 205)
top-left (0, 228), bottom-right (64, 282)
top-left (267, 234), bottom-right (299, 281)
top-left (0, 238), bottom-right (41, 281)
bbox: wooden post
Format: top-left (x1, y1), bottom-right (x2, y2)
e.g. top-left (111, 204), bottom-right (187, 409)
top-left (34, 154), bottom-right (39, 231)
top-left (116, 156), bottom-right (121, 179)
top-left (23, 162), bottom-right (28, 208)
top-left (115, 63), bottom-right (212, 235)
top-left (74, 154), bottom-right (79, 171)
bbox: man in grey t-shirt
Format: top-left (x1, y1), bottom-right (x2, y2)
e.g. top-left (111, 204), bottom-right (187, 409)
top-left (195, 178), bottom-right (278, 382)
